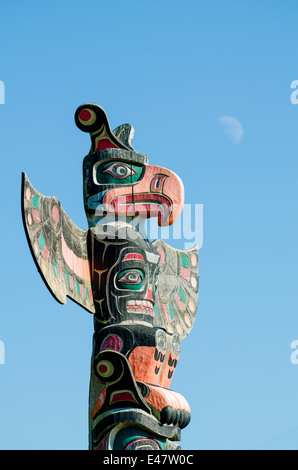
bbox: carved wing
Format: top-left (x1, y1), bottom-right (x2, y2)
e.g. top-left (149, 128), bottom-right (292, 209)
top-left (152, 239), bottom-right (199, 340)
top-left (22, 172), bottom-right (95, 313)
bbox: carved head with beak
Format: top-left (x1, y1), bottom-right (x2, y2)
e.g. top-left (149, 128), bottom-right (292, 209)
top-left (75, 103), bottom-right (184, 230)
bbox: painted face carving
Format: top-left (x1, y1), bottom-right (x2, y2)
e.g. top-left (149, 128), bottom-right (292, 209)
top-left (83, 149), bottom-right (184, 229)
top-left (109, 246), bottom-right (159, 322)
top-left (83, 150), bottom-right (146, 226)
top-left (90, 229), bottom-right (160, 327)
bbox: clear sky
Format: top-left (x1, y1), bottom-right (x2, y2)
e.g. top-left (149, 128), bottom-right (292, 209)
top-left (0, 0), bottom-right (298, 450)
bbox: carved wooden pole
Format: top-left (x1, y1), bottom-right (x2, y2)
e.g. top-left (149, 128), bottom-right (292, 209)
top-left (22, 104), bottom-right (199, 450)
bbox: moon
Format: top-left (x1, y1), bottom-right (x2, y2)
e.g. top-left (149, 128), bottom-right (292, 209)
top-left (218, 116), bottom-right (243, 144)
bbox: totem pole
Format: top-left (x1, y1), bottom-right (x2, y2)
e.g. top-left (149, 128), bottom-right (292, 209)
top-left (22, 104), bottom-right (199, 450)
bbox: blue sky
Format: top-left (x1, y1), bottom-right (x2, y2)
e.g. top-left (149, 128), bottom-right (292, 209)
top-left (0, 0), bottom-right (298, 450)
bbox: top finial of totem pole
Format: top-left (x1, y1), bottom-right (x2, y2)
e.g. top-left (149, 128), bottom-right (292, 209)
top-left (74, 103), bottom-right (136, 153)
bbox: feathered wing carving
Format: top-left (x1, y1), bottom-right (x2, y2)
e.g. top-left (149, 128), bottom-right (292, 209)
top-left (22, 172), bottom-right (95, 313)
top-left (152, 239), bottom-right (199, 340)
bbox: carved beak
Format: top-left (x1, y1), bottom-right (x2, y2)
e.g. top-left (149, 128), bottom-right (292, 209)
top-left (103, 164), bottom-right (184, 226)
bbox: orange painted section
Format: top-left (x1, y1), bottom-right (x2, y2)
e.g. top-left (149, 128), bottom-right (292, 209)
top-left (128, 346), bottom-right (161, 385)
top-left (92, 388), bottom-right (107, 418)
top-left (159, 352), bottom-right (180, 389)
top-left (143, 384), bottom-right (191, 413)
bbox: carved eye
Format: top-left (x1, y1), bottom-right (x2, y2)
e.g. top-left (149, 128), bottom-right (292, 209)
top-left (102, 163), bottom-right (137, 180)
top-left (96, 359), bottom-right (114, 378)
top-left (116, 269), bottom-right (144, 291)
top-left (118, 270), bottom-right (143, 284)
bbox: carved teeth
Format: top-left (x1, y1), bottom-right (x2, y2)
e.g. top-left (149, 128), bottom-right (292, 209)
top-left (126, 300), bottom-right (153, 307)
top-left (126, 300), bottom-right (155, 316)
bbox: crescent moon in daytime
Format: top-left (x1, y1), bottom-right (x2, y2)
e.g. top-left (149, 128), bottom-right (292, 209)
top-left (218, 115), bottom-right (243, 144)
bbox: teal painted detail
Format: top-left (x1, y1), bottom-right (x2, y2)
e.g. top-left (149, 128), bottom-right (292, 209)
top-left (168, 302), bottom-right (175, 320)
top-left (178, 285), bottom-right (187, 304)
top-left (76, 280), bottom-right (80, 295)
top-left (65, 268), bottom-right (70, 287)
top-left (116, 269), bottom-right (144, 291)
top-left (96, 160), bottom-right (145, 185)
top-left (32, 195), bottom-right (40, 209)
top-left (180, 253), bottom-right (190, 269)
top-left (53, 260), bottom-right (58, 278)
top-left (113, 427), bottom-right (167, 450)
top-left (39, 233), bottom-right (45, 251)
top-left (86, 287), bottom-right (90, 300)
top-left (153, 304), bottom-right (159, 318)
